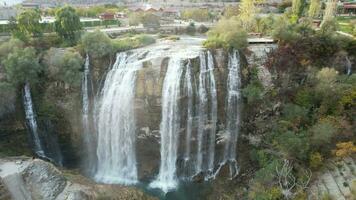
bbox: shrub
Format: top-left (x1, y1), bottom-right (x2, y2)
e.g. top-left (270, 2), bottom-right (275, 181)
top-left (276, 131), bottom-right (310, 160)
top-left (282, 103), bottom-right (309, 125)
top-left (310, 120), bottom-right (337, 148)
top-left (81, 30), bottom-right (113, 58)
top-left (44, 48), bottom-right (84, 86)
top-left (186, 22), bottom-right (196, 35)
top-left (2, 47), bottom-right (42, 85)
top-left (242, 82), bottom-right (264, 105)
top-left (181, 8), bottom-right (211, 22)
top-left (204, 17), bottom-right (247, 50)
top-left (112, 34), bottom-right (155, 52)
top-left (333, 142), bottom-right (356, 158)
top-left (309, 152), bottom-right (323, 169)
top-left (0, 39), bottom-right (24, 59)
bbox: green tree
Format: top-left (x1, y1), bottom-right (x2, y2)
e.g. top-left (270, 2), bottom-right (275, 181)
top-left (0, 38), bottom-right (24, 59)
top-left (44, 48), bottom-right (83, 86)
top-left (55, 6), bottom-right (82, 45)
top-left (16, 9), bottom-right (42, 39)
top-left (204, 17), bottom-right (248, 49)
top-left (2, 47), bottom-right (42, 85)
top-left (308, 0), bottom-right (321, 18)
top-left (292, 0), bottom-right (304, 18)
top-left (81, 30), bottom-right (113, 58)
top-left (322, 0), bottom-right (337, 25)
top-left (238, 0), bottom-right (259, 30)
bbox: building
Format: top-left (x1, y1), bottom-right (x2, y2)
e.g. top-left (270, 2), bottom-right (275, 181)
top-left (115, 12), bottom-right (127, 19)
top-left (99, 12), bottom-right (115, 20)
top-left (342, 2), bottom-right (356, 14)
top-left (0, 6), bottom-right (18, 20)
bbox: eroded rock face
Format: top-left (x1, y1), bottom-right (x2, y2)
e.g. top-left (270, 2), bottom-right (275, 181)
top-left (0, 158), bottom-right (156, 200)
top-left (22, 160), bottom-right (67, 199)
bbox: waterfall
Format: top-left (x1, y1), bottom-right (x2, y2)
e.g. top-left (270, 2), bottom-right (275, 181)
top-left (196, 51), bottom-right (217, 176)
top-left (224, 50), bottom-right (241, 178)
top-left (196, 52), bottom-right (208, 174)
top-left (207, 51), bottom-right (217, 173)
top-left (95, 52), bottom-right (139, 184)
top-left (346, 56), bottom-right (352, 75)
top-left (23, 82), bottom-right (45, 158)
top-left (82, 54), bottom-right (96, 174)
top-left (149, 57), bottom-right (184, 193)
top-left (184, 61), bottom-right (193, 163)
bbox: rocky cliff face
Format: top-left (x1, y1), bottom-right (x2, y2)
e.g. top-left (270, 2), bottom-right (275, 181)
top-left (0, 157), bottom-right (157, 200)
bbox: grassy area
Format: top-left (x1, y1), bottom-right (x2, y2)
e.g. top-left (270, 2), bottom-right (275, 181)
top-left (112, 34), bottom-right (156, 52)
top-left (336, 16), bottom-right (356, 36)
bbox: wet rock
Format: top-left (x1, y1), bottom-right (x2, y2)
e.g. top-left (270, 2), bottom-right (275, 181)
top-left (22, 159), bottom-right (66, 199)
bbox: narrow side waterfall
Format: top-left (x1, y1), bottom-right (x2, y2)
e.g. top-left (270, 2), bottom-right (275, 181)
top-left (149, 57), bottom-right (184, 193)
top-left (207, 51), bottom-right (217, 173)
top-left (23, 82), bottom-right (45, 158)
top-left (95, 52), bottom-right (139, 184)
top-left (196, 52), bottom-right (208, 174)
top-left (82, 54), bottom-right (96, 174)
top-left (224, 50), bottom-right (241, 178)
top-left (184, 61), bottom-right (193, 163)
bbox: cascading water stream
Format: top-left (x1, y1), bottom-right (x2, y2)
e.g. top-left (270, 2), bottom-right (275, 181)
top-left (82, 54), bottom-right (96, 174)
top-left (224, 50), bottom-right (241, 178)
top-left (95, 52), bottom-right (139, 184)
top-left (196, 51), bottom-right (217, 176)
top-left (207, 51), bottom-right (217, 174)
top-left (149, 57), bottom-right (184, 193)
top-left (23, 82), bottom-right (45, 158)
top-left (184, 61), bottom-right (193, 164)
top-left (196, 52), bottom-right (208, 174)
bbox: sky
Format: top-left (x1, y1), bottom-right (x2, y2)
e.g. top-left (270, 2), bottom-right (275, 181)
top-left (0, 0), bottom-right (24, 6)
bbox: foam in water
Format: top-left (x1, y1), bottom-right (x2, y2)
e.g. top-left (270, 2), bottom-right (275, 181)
top-left (23, 82), bottom-right (45, 158)
top-left (95, 52), bottom-right (139, 184)
top-left (224, 50), bottom-right (241, 178)
top-left (149, 57), bottom-right (184, 193)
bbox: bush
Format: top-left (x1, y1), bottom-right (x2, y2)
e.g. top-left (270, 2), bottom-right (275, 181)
top-left (309, 152), bottom-right (323, 169)
top-left (44, 48), bottom-right (84, 86)
top-left (181, 8), bottom-right (211, 22)
top-left (186, 22), bottom-right (196, 35)
top-left (112, 34), bottom-right (155, 52)
top-left (276, 131), bottom-right (310, 160)
top-left (282, 103), bottom-right (309, 125)
top-left (2, 47), bottom-right (42, 85)
top-left (81, 30), bottom-right (113, 58)
top-left (204, 17), bottom-right (248, 50)
top-left (310, 120), bottom-right (337, 148)
top-left (0, 39), bottom-right (24, 59)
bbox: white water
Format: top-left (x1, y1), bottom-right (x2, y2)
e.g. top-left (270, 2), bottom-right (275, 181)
top-left (184, 61), bottom-right (194, 163)
top-left (224, 50), bottom-right (241, 178)
top-left (207, 51), bottom-right (217, 173)
top-left (95, 52), bottom-right (139, 184)
top-left (23, 83), bottom-right (45, 158)
top-left (196, 52), bottom-right (208, 174)
top-left (149, 57), bottom-right (184, 193)
top-left (82, 54), bottom-right (96, 174)
top-left (196, 51), bottom-right (217, 175)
